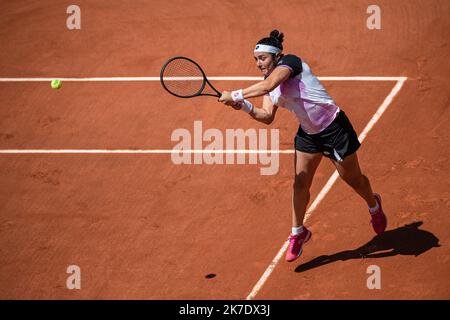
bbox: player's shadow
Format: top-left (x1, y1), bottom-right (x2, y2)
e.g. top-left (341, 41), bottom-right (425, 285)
top-left (295, 221), bottom-right (440, 273)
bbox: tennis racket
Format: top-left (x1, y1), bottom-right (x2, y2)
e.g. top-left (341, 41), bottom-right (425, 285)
top-left (160, 56), bottom-right (222, 99)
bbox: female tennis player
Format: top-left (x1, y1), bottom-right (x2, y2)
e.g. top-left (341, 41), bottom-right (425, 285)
top-left (219, 30), bottom-right (387, 262)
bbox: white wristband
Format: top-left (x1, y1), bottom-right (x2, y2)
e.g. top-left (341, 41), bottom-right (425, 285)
top-left (231, 89), bottom-right (244, 102)
top-left (239, 100), bottom-right (254, 114)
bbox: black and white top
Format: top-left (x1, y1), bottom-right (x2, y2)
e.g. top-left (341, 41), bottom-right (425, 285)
top-left (268, 54), bottom-right (340, 134)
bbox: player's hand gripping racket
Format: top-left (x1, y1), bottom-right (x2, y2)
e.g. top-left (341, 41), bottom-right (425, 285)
top-left (160, 56), bottom-right (222, 99)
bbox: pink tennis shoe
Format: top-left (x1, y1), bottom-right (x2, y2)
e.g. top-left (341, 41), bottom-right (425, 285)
top-left (370, 193), bottom-right (387, 235)
top-left (285, 228), bottom-right (312, 262)
top-left (285, 194), bottom-right (386, 263)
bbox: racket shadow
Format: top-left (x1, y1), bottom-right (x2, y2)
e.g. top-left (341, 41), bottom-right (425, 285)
top-left (295, 221), bottom-right (440, 273)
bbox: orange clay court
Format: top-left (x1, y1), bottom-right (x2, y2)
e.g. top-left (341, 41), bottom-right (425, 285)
top-left (0, 1), bottom-right (449, 299)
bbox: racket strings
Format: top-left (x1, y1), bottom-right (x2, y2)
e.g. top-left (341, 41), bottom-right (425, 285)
top-left (161, 58), bottom-right (204, 97)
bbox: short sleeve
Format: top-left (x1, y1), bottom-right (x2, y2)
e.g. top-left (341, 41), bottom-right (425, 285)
top-left (276, 54), bottom-right (303, 78)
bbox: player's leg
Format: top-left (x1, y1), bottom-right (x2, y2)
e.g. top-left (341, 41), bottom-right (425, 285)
top-left (292, 150), bottom-right (323, 228)
top-left (331, 152), bottom-right (376, 207)
top-left (286, 150), bottom-right (322, 262)
top-left (332, 152), bottom-right (387, 234)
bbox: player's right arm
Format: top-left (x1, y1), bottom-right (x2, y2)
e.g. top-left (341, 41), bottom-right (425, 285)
top-left (248, 95), bottom-right (278, 125)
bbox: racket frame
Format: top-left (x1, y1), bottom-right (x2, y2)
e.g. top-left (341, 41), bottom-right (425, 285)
top-left (160, 56), bottom-right (221, 98)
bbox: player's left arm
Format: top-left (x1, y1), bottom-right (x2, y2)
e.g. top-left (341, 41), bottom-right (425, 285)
top-left (241, 67), bottom-right (291, 98)
top-left (219, 66), bottom-right (291, 105)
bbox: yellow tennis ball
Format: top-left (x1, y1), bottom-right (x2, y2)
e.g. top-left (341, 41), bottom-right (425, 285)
top-left (51, 79), bottom-right (62, 90)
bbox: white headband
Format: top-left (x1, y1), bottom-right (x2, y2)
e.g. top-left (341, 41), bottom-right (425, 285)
top-left (254, 44), bottom-right (281, 54)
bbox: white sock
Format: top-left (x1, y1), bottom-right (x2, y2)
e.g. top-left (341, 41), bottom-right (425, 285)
top-left (292, 226), bottom-right (304, 235)
top-left (369, 199), bottom-right (380, 214)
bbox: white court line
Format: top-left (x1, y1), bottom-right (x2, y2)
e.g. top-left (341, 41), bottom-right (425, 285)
top-left (0, 149), bottom-right (293, 154)
top-left (245, 77), bottom-right (407, 300)
top-left (0, 76), bottom-right (407, 82)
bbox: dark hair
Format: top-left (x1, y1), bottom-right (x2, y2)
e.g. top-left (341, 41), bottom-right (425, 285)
top-left (256, 29), bottom-right (285, 51)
